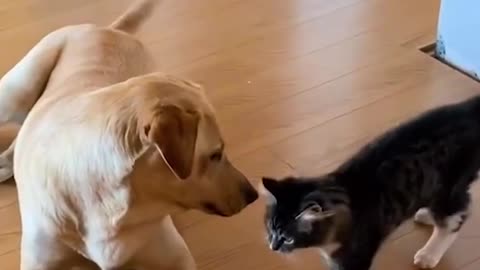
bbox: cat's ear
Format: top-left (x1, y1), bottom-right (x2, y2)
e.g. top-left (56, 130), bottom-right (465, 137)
top-left (260, 177), bottom-right (279, 204)
top-left (296, 202), bottom-right (335, 221)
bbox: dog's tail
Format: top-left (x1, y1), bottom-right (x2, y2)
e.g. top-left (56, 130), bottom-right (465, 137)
top-left (109, 0), bottom-right (161, 34)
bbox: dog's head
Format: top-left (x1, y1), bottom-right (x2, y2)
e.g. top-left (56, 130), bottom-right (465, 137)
top-left (130, 74), bottom-right (258, 216)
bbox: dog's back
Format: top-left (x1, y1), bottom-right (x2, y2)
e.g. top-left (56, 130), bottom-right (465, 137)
top-left (43, 25), bottom-right (153, 97)
top-left (41, 0), bottom-right (161, 99)
top-left (0, 0), bottom-right (160, 125)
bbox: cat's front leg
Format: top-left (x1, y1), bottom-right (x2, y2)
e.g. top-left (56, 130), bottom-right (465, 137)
top-left (331, 232), bottom-right (383, 270)
top-left (331, 248), bottom-right (375, 270)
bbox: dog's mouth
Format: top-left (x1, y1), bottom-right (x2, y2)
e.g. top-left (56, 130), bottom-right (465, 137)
top-left (202, 202), bottom-right (229, 217)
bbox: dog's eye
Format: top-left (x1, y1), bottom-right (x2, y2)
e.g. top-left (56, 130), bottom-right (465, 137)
top-left (209, 151), bottom-right (223, 161)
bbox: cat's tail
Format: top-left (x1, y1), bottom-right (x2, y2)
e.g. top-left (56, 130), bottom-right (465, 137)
top-left (109, 0), bottom-right (162, 34)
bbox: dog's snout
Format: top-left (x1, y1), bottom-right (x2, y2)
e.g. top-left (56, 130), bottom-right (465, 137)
top-left (243, 185), bottom-right (258, 205)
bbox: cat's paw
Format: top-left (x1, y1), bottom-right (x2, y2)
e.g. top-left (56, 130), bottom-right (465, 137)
top-left (0, 155), bottom-right (13, 182)
top-left (414, 247), bottom-right (441, 269)
top-left (414, 208), bottom-right (434, 226)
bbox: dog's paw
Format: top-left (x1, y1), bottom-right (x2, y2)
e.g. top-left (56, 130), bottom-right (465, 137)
top-left (414, 248), bottom-right (441, 269)
top-left (0, 156), bottom-right (13, 182)
top-left (414, 208), bottom-right (434, 226)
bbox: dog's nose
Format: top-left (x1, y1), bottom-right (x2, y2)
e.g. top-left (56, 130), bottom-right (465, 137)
top-left (244, 185), bottom-right (259, 204)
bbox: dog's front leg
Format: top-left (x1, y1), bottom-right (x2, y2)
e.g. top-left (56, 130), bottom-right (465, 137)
top-left (21, 232), bottom-right (99, 270)
top-left (131, 215), bottom-right (196, 270)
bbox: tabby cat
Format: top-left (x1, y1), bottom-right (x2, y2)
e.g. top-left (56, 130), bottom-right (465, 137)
top-left (262, 95), bottom-right (480, 270)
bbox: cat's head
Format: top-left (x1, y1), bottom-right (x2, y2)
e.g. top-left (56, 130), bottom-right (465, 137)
top-left (261, 176), bottom-right (350, 253)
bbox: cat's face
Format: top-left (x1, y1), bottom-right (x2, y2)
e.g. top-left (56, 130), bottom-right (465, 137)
top-left (261, 176), bottom-right (349, 253)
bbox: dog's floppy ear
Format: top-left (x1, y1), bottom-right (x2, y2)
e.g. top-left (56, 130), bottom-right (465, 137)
top-left (145, 104), bottom-right (200, 179)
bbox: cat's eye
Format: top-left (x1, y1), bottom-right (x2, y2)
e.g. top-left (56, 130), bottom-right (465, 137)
top-left (308, 204), bottom-right (322, 213)
top-left (284, 237), bottom-right (294, 245)
top-left (303, 202), bottom-right (323, 213)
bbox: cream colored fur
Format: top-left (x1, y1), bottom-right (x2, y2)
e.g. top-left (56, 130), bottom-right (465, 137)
top-left (0, 0), bottom-right (257, 269)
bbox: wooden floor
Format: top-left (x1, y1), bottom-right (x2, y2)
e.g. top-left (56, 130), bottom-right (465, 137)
top-left (1, 0), bottom-right (480, 269)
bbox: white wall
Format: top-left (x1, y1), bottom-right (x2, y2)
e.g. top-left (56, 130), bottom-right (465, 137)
top-left (437, 0), bottom-right (480, 79)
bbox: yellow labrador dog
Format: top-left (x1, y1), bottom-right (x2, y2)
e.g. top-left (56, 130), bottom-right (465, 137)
top-left (0, 0), bottom-right (258, 269)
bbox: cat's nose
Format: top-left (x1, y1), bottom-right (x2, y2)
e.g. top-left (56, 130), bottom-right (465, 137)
top-left (269, 236), bottom-right (283, 251)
